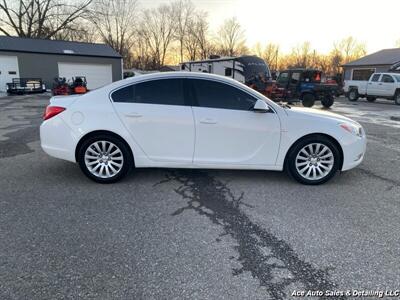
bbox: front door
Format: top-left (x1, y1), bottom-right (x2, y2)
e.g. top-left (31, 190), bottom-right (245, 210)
top-left (112, 78), bottom-right (195, 163)
top-left (188, 78), bottom-right (281, 166)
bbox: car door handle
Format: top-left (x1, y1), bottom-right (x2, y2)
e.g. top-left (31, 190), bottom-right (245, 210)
top-left (200, 118), bottom-right (217, 124)
top-left (125, 112), bottom-right (142, 118)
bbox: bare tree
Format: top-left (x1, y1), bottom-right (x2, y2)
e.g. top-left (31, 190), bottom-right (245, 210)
top-left (183, 11), bottom-right (213, 60)
top-left (90, 0), bottom-right (138, 64)
top-left (253, 42), bottom-right (280, 70)
top-left (0, 0), bottom-right (92, 39)
top-left (216, 17), bottom-right (246, 56)
top-left (290, 42), bottom-right (312, 68)
top-left (173, 0), bottom-right (194, 63)
top-left (140, 4), bottom-right (176, 68)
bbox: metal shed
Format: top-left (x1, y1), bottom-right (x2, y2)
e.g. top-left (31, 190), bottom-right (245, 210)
top-left (342, 48), bottom-right (400, 82)
top-left (0, 36), bottom-right (122, 92)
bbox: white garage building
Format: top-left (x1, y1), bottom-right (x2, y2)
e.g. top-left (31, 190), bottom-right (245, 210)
top-left (0, 36), bottom-right (122, 92)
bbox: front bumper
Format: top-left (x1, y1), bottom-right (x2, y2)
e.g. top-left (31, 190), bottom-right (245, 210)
top-left (341, 133), bottom-right (367, 171)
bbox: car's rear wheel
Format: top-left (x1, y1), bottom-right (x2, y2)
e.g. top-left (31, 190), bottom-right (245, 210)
top-left (366, 96), bottom-right (376, 102)
top-left (286, 136), bottom-right (341, 185)
top-left (302, 93), bottom-right (315, 107)
top-left (77, 134), bottom-right (133, 183)
top-left (347, 88), bottom-right (359, 101)
top-left (321, 95), bottom-right (334, 108)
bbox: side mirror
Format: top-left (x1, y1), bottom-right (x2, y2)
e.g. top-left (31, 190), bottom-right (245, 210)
top-left (253, 99), bottom-right (270, 113)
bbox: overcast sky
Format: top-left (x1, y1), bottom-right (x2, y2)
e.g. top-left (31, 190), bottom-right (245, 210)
top-left (141, 0), bottom-right (400, 54)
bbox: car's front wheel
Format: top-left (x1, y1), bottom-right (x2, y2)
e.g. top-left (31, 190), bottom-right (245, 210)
top-left (286, 135), bottom-right (341, 185)
top-left (77, 134), bottom-right (133, 183)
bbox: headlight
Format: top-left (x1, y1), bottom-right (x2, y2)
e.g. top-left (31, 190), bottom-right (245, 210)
top-left (339, 122), bottom-right (363, 137)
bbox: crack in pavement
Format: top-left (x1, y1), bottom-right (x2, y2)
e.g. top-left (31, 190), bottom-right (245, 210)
top-left (159, 170), bottom-right (345, 300)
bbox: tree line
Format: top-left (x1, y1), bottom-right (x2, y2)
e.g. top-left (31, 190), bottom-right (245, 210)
top-left (0, 0), bottom-right (387, 74)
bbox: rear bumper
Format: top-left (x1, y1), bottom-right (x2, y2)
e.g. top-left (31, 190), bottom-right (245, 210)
top-left (341, 134), bottom-right (367, 171)
top-left (40, 116), bottom-right (78, 163)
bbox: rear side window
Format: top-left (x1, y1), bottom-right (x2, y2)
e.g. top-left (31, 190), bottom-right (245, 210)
top-left (112, 85), bottom-right (134, 102)
top-left (371, 74), bottom-right (381, 82)
top-left (190, 79), bottom-right (257, 111)
top-left (381, 75), bottom-right (394, 83)
top-left (112, 79), bottom-right (184, 106)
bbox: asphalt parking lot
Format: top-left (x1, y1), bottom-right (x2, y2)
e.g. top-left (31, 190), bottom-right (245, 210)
top-left (0, 94), bottom-right (399, 299)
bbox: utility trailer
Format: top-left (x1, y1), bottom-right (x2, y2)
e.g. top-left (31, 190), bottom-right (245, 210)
top-left (6, 78), bottom-right (46, 95)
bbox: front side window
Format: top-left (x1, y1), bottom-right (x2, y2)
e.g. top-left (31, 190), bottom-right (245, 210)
top-left (371, 74), bottom-right (381, 82)
top-left (190, 79), bottom-right (257, 111)
top-left (277, 72), bottom-right (289, 85)
top-left (381, 74), bottom-right (394, 83)
top-left (112, 79), bottom-right (184, 106)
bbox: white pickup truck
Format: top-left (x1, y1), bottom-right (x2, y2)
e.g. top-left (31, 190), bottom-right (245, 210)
top-left (344, 72), bottom-right (400, 105)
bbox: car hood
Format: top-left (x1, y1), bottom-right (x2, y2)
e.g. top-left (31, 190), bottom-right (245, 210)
top-left (288, 107), bottom-right (359, 125)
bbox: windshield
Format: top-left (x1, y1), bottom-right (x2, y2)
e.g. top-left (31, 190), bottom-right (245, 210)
top-left (236, 56), bottom-right (271, 82)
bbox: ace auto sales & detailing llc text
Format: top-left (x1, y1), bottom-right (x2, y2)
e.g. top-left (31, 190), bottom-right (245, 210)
top-left (292, 289), bottom-right (400, 298)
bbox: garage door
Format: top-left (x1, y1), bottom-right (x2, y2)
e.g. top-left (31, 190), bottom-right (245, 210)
top-left (0, 55), bottom-right (19, 92)
top-left (58, 63), bottom-right (112, 90)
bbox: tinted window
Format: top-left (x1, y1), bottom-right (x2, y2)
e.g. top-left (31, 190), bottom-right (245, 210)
top-left (135, 79), bottom-right (184, 105)
top-left (371, 74), bottom-right (381, 82)
top-left (191, 79), bottom-right (257, 111)
top-left (112, 85), bottom-right (134, 102)
top-left (112, 79), bottom-right (184, 105)
top-left (381, 75), bottom-right (394, 83)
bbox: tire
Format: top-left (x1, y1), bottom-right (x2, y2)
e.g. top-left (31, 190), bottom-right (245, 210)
top-left (321, 95), bottom-right (334, 108)
top-left (302, 93), bottom-right (315, 107)
top-left (77, 134), bottom-right (133, 183)
top-left (366, 96), bottom-right (376, 102)
top-left (347, 88), bottom-right (359, 101)
top-left (395, 91), bottom-right (400, 105)
top-left (286, 135), bottom-right (341, 185)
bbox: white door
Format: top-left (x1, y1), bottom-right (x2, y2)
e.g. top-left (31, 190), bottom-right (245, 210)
top-left (58, 63), bottom-right (112, 90)
top-left (367, 73), bottom-right (381, 95)
top-left (189, 79), bottom-right (281, 166)
top-left (0, 55), bottom-right (19, 92)
top-left (112, 78), bottom-right (195, 163)
top-left (379, 74), bottom-right (396, 97)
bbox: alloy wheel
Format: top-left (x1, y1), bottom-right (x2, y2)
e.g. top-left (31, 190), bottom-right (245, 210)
top-left (295, 143), bottom-right (334, 180)
top-left (84, 141), bottom-right (124, 178)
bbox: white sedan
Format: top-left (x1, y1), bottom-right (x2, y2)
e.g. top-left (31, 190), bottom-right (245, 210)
top-left (40, 72), bottom-right (366, 184)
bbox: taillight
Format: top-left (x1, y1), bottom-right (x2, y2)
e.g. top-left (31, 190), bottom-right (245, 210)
top-left (43, 106), bottom-right (65, 120)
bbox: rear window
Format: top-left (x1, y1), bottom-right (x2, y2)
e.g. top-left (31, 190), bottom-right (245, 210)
top-left (112, 79), bottom-right (184, 106)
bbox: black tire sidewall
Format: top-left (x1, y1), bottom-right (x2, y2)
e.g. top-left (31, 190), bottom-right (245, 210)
top-left (321, 95), bottom-right (334, 108)
top-left (77, 134), bottom-right (133, 183)
top-left (286, 136), bottom-right (341, 185)
top-left (302, 94), bottom-right (315, 107)
top-left (395, 91), bottom-right (400, 105)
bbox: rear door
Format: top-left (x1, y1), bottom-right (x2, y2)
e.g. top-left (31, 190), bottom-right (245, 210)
top-left (379, 74), bottom-right (396, 96)
top-left (188, 78), bottom-right (281, 166)
top-left (112, 78), bottom-right (195, 163)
